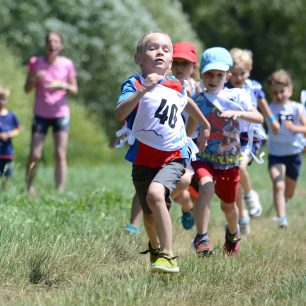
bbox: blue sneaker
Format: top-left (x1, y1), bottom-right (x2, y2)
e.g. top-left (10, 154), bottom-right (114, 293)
top-left (278, 216), bottom-right (288, 228)
top-left (181, 210), bottom-right (194, 230)
top-left (123, 224), bottom-right (141, 235)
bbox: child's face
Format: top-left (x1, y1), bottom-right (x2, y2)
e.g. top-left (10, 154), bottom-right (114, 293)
top-left (269, 84), bottom-right (292, 103)
top-left (0, 94), bottom-right (8, 107)
top-left (229, 66), bottom-right (250, 88)
top-left (171, 59), bottom-right (194, 82)
top-left (201, 70), bottom-right (229, 93)
top-left (135, 33), bottom-right (173, 76)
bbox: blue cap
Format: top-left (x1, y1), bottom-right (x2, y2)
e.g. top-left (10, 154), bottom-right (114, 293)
top-left (200, 47), bottom-right (233, 74)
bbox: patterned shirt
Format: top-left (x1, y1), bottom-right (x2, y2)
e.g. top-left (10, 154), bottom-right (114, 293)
top-left (193, 89), bottom-right (251, 169)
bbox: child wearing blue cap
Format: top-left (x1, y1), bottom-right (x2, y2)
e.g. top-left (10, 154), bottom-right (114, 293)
top-left (188, 47), bottom-right (263, 256)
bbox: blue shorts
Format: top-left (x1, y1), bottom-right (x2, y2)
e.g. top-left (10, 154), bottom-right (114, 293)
top-left (0, 159), bottom-right (13, 177)
top-left (268, 154), bottom-right (302, 181)
top-left (32, 115), bottom-right (70, 135)
top-left (240, 133), bottom-right (263, 165)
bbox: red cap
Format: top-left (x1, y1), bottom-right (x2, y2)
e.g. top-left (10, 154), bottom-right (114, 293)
top-left (173, 41), bottom-right (197, 64)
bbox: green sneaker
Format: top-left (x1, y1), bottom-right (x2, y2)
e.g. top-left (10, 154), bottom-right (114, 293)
top-left (151, 253), bottom-right (179, 273)
top-left (140, 242), bottom-right (160, 263)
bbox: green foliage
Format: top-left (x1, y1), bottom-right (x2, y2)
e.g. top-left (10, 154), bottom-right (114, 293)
top-left (180, 0), bottom-right (306, 100)
top-left (0, 40), bottom-right (111, 165)
top-left (0, 0), bottom-right (200, 137)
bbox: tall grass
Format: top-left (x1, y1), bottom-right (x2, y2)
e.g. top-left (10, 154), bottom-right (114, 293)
top-left (0, 159), bottom-right (305, 306)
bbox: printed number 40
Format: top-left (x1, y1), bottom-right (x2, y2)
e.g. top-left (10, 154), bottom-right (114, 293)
top-left (154, 99), bottom-right (178, 128)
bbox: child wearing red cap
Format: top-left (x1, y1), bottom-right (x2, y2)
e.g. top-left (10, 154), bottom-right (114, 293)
top-left (171, 41), bottom-right (202, 231)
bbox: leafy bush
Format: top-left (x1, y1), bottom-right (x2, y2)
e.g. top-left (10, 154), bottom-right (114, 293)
top-left (0, 40), bottom-right (111, 165)
top-left (0, 0), bottom-right (201, 137)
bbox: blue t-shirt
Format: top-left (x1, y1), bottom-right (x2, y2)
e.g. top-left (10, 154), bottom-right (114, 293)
top-left (0, 111), bottom-right (19, 159)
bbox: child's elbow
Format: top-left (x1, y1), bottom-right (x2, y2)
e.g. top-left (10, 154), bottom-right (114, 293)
top-left (258, 113), bottom-right (264, 123)
top-left (115, 110), bottom-right (125, 122)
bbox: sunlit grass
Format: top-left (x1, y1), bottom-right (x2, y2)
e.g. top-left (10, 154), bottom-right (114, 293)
top-left (0, 161), bottom-right (305, 305)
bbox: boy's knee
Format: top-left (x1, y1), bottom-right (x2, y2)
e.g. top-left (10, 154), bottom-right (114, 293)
top-left (221, 201), bottom-right (236, 213)
top-left (274, 180), bottom-right (285, 191)
top-left (199, 181), bottom-right (214, 196)
top-left (146, 188), bottom-right (164, 206)
top-left (178, 173), bottom-right (192, 190)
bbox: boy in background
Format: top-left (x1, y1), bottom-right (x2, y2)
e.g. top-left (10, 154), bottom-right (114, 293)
top-left (226, 48), bottom-right (280, 234)
top-left (0, 86), bottom-right (20, 190)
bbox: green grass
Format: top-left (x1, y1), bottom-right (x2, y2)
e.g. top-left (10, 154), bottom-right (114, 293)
top-left (0, 159), bottom-right (305, 306)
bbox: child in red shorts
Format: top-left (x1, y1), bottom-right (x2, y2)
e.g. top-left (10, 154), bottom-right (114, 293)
top-left (188, 47), bottom-right (263, 256)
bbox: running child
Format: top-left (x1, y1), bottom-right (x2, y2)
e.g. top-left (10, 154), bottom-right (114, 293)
top-left (0, 86), bottom-right (20, 190)
top-left (267, 69), bottom-right (306, 228)
top-left (171, 41), bottom-right (202, 230)
top-left (115, 32), bottom-right (210, 272)
top-left (226, 47), bottom-right (280, 234)
top-left (188, 47), bottom-right (263, 256)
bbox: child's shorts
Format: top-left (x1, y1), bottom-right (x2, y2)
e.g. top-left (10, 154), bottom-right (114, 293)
top-left (192, 160), bottom-right (240, 204)
top-left (0, 159), bottom-right (13, 177)
top-left (132, 159), bottom-right (185, 214)
top-left (32, 115), bottom-right (70, 135)
top-left (240, 133), bottom-right (263, 165)
top-left (268, 153), bottom-right (302, 181)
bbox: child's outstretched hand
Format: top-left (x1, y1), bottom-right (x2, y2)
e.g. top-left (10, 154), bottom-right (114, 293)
top-left (284, 120), bottom-right (295, 132)
top-left (143, 73), bottom-right (164, 91)
top-left (220, 110), bottom-right (242, 120)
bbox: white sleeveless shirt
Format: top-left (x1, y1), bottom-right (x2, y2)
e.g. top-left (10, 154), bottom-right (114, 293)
top-left (132, 81), bottom-right (188, 151)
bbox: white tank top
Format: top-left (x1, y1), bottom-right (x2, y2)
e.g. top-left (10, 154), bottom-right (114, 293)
top-left (132, 83), bottom-right (188, 151)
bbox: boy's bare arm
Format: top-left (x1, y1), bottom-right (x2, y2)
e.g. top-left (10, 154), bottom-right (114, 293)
top-left (115, 73), bottom-right (164, 121)
top-left (284, 111), bottom-right (306, 135)
top-left (221, 106), bottom-right (263, 123)
top-left (184, 98), bottom-right (210, 130)
top-left (186, 117), bottom-right (197, 137)
top-left (184, 97), bottom-right (210, 152)
top-left (258, 98), bottom-right (280, 133)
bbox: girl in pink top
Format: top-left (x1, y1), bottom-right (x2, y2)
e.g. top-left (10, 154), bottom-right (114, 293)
top-left (24, 32), bottom-right (78, 195)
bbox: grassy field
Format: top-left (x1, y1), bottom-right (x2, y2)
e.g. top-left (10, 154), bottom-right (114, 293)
top-left (0, 158), bottom-right (305, 306)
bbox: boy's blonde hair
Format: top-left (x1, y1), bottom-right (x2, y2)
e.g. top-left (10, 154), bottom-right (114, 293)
top-left (0, 86), bottom-right (10, 99)
top-left (136, 31), bottom-right (172, 54)
top-left (230, 48), bottom-right (253, 71)
top-left (267, 69), bottom-right (292, 89)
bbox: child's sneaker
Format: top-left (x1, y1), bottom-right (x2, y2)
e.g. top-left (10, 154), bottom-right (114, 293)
top-left (151, 253), bottom-right (179, 273)
top-left (278, 216), bottom-right (288, 228)
top-left (181, 210), bottom-right (195, 230)
top-left (239, 210), bottom-right (251, 235)
top-left (224, 227), bottom-right (241, 256)
top-left (193, 237), bottom-right (215, 257)
top-left (140, 242), bottom-right (160, 263)
top-left (244, 190), bottom-right (262, 218)
top-left (123, 223), bottom-right (141, 235)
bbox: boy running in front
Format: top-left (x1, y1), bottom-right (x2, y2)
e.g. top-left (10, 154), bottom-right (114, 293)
top-left (115, 32), bottom-right (210, 272)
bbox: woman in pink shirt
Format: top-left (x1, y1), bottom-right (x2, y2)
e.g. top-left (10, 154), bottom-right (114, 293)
top-left (24, 32), bottom-right (78, 195)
